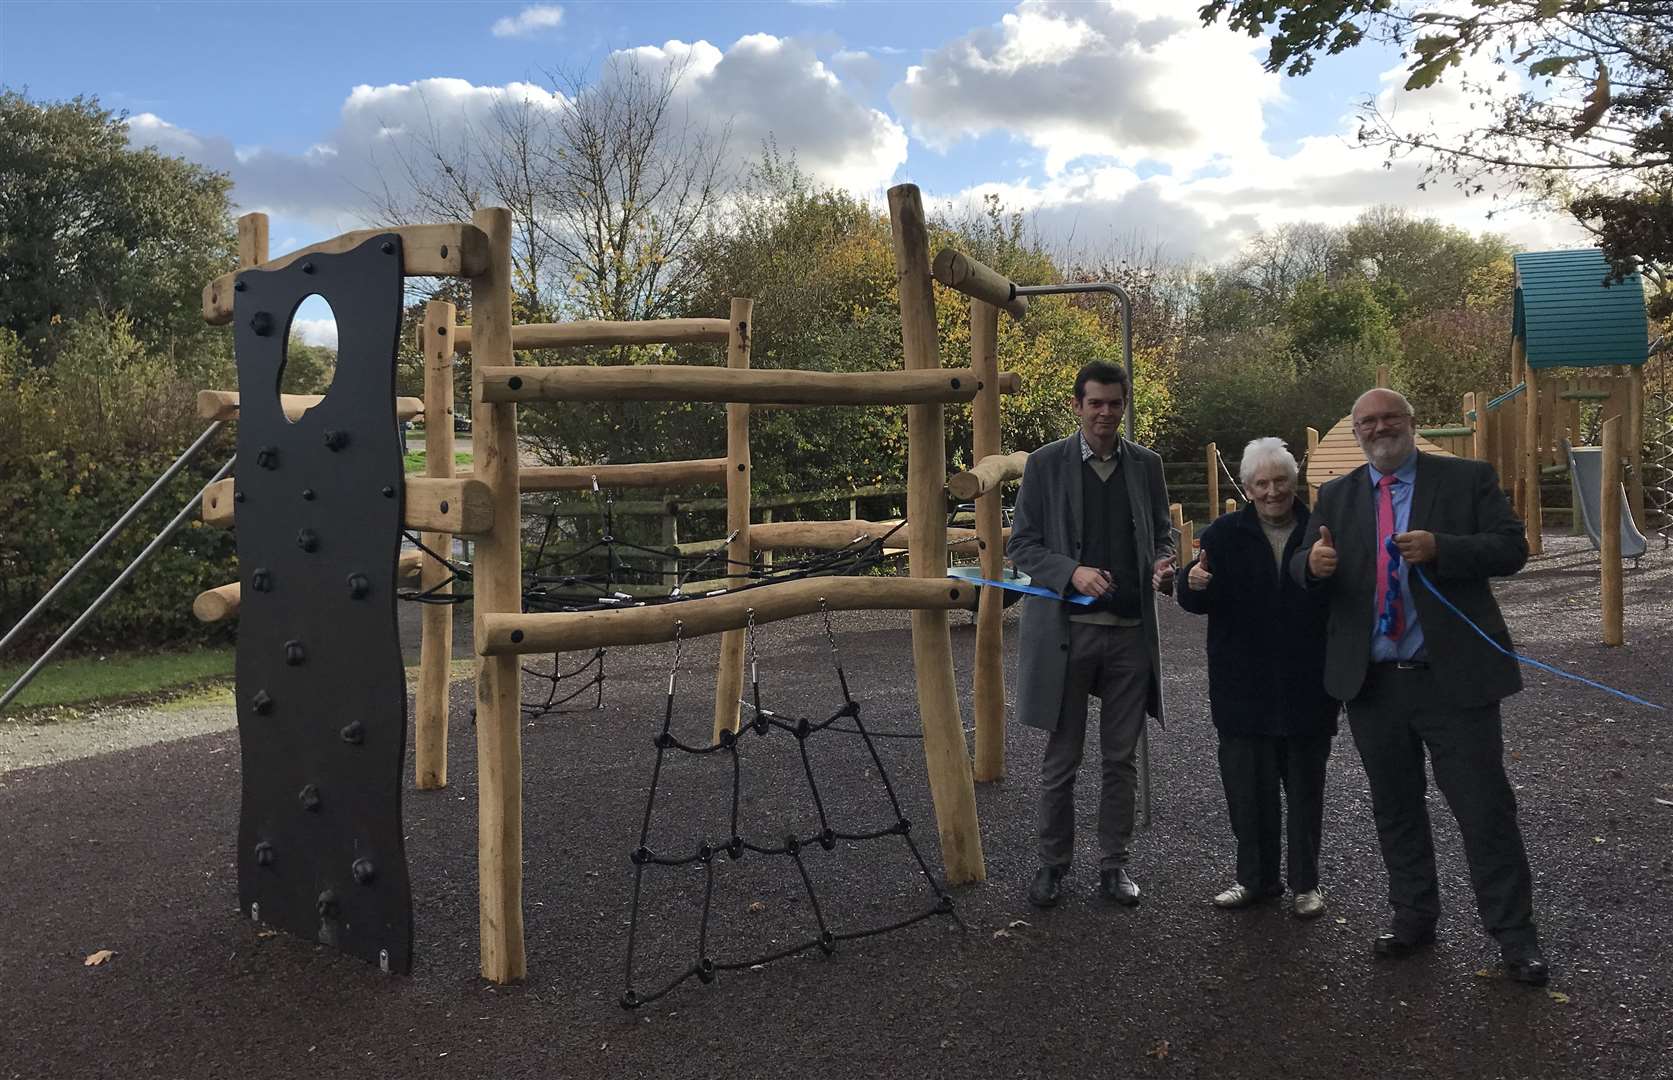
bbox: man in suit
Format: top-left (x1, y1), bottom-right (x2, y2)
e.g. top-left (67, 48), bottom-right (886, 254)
top-left (1008, 360), bottom-right (1176, 910)
top-left (1291, 388), bottom-right (1548, 985)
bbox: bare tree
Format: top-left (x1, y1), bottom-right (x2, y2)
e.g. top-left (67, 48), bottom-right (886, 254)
top-left (364, 54), bottom-right (733, 323)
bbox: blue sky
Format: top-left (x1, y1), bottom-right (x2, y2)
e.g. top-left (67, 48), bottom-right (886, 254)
top-left (2, 1), bottom-right (1584, 342)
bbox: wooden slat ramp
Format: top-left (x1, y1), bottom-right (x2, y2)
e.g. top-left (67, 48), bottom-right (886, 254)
top-left (1306, 414), bottom-right (1454, 488)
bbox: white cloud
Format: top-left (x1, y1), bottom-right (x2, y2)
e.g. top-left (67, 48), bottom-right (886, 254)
top-left (609, 34), bottom-right (906, 193)
top-left (126, 79), bottom-right (568, 230)
top-left (491, 5), bottom-right (563, 38)
top-left (124, 35), bottom-right (904, 229)
top-left (892, 0), bottom-right (1279, 175)
top-left (290, 317), bottom-right (340, 349)
top-left (922, 22), bottom-right (1585, 266)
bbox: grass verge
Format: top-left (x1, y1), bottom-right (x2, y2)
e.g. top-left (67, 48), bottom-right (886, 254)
top-left (0, 647), bottom-right (234, 718)
top-left (403, 450), bottom-right (474, 472)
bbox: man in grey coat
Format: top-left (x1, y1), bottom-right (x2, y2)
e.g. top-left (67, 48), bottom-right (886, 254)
top-left (1007, 360), bottom-right (1176, 909)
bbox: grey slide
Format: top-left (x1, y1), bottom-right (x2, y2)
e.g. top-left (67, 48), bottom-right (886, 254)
top-left (1564, 439), bottom-right (1648, 560)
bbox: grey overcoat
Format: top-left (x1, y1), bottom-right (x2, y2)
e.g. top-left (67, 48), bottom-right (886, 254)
top-left (1006, 434), bottom-right (1176, 731)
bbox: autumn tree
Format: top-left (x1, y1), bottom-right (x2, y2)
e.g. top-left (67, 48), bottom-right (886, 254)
top-left (1200, 0), bottom-right (1673, 313)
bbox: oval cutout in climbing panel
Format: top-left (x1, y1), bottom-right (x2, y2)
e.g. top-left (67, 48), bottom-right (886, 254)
top-left (278, 294), bottom-right (340, 423)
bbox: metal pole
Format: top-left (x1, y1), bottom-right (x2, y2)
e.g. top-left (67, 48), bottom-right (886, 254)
top-left (0, 420), bottom-right (226, 655)
top-left (0, 455), bottom-right (236, 716)
top-left (1016, 281), bottom-right (1148, 824)
top-left (1014, 283), bottom-right (1134, 438)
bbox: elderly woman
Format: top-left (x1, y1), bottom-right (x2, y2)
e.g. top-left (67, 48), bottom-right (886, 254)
top-left (1177, 437), bottom-right (1339, 918)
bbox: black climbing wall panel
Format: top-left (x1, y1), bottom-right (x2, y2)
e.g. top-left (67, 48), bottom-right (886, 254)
top-left (232, 234), bottom-right (413, 973)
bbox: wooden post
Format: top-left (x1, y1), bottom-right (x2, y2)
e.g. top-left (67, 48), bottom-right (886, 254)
top-left (661, 507), bottom-right (679, 589)
top-left (1601, 416), bottom-right (1624, 646)
top-left (1509, 339), bottom-right (1526, 516)
top-left (1170, 503), bottom-right (1184, 531)
top-left (1224, 498), bottom-right (1237, 515)
top-left (713, 297), bottom-right (753, 742)
top-left (415, 300), bottom-right (457, 790)
top-left (237, 213), bottom-right (269, 269)
top-left (469, 207), bottom-right (525, 984)
top-left (1467, 392), bottom-right (1487, 463)
top-left (1205, 442), bottom-right (1219, 524)
top-left (1376, 364), bottom-right (1391, 389)
top-left (1305, 426), bottom-right (1320, 506)
top-left (887, 183), bottom-right (984, 885)
top-left (1628, 363), bottom-right (1646, 530)
top-left (1524, 364), bottom-right (1543, 555)
top-left (969, 299), bottom-right (1005, 783)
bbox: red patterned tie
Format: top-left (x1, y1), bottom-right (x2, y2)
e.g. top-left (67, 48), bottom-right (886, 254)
top-left (1376, 473), bottom-right (1404, 638)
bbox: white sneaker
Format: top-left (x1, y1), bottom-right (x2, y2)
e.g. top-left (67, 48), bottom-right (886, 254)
top-left (1293, 889), bottom-right (1327, 920)
top-left (1212, 884), bottom-right (1257, 909)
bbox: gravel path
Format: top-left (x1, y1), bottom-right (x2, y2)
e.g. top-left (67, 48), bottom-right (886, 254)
top-left (2, 533), bottom-right (1670, 1080)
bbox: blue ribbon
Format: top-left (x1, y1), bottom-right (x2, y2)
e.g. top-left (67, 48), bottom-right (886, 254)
top-left (950, 574), bottom-right (1096, 606)
top-left (1412, 566), bottom-right (1663, 711)
top-left (1377, 534), bottom-right (1403, 638)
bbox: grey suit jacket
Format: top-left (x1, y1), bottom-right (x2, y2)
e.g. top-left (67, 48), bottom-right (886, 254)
top-left (1006, 434), bottom-right (1175, 731)
top-left (1288, 452), bottom-right (1527, 707)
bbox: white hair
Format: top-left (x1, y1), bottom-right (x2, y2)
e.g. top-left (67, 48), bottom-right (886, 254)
top-left (1239, 436), bottom-right (1299, 485)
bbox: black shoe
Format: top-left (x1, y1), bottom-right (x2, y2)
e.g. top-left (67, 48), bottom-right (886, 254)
top-left (1502, 943), bottom-right (1550, 986)
top-left (1372, 925), bottom-right (1437, 959)
top-left (1027, 866), bottom-right (1066, 909)
top-left (1099, 867), bottom-right (1141, 907)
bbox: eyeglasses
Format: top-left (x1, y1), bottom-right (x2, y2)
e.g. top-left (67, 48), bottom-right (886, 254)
top-left (1354, 412), bottom-right (1411, 431)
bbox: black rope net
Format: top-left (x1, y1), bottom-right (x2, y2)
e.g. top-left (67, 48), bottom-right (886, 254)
top-left (398, 477), bottom-right (928, 718)
top-left (620, 602), bottom-right (958, 1009)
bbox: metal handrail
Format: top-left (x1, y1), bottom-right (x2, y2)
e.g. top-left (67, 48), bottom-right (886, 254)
top-left (0, 420), bottom-right (226, 655)
top-left (1014, 282), bottom-right (1135, 439)
top-left (0, 455), bottom-right (237, 716)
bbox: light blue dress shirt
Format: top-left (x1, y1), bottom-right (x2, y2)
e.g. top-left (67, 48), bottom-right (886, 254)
top-left (1367, 451), bottom-right (1426, 662)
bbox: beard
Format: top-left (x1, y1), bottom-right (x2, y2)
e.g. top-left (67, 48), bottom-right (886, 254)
top-left (1363, 432), bottom-right (1415, 472)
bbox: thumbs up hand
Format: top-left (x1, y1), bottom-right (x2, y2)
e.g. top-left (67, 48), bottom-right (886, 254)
top-left (1188, 547), bottom-right (1213, 591)
top-left (1151, 554), bottom-right (1176, 596)
top-left (1308, 525), bottom-right (1338, 579)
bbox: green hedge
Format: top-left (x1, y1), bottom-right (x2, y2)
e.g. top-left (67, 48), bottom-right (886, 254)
top-left (0, 447), bottom-right (238, 651)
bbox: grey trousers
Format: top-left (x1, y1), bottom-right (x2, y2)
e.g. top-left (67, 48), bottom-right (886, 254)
top-left (1038, 622), bottom-right (1149, 870)
top-left (1346, 666), bottom-right (1537, 947)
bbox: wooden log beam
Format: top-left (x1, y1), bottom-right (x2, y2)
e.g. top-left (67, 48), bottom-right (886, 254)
top-left (670, 519), bottom-right (1006, 555)
top-left (415, 299), bottom-right (458, 792)
top-left (203, 223), bottom-right (491, 325)
top-left (931, 248), bottom-right (1029, 320)
top-left (890, 182), bottom-right (985, 886)
top-left (468, 208), bottom-right (526, 985)
top-left (948, 450), bottom-right (1029, 501)
top-left (493, 458), bottom-right (728, 492)
top-left (453, 318), bottom-right (730, 352)
top-left (197, 389), bottom-right (424, 423)
top-left (478, 577), bottom-right (973, 655)
top-left (477, 365), bottom-right (983, 406)
top-left (201, 476), bottom-right (494, 535)
top-left (238, 213), bottom-right (269, 269)
top-left (750, 370), bottom-right (1022, 411)
top-left (193, 552), bottom-right (424, 623)
top-left (714, 297), bottom-right (753, 742)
